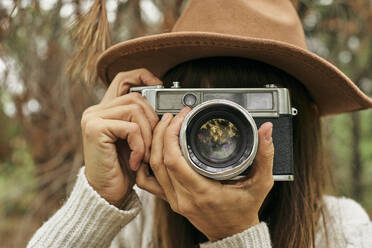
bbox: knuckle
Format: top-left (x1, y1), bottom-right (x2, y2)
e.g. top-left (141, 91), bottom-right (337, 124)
top-left (116, 71), bottom-right (126, 77)
top-left (136, 174), bottom-right (145, 189)
top-left (195, 194), bottom-right (216, 210)
top-left (261, 177), bottom-right (274, 191)
top-left (137, 68), bottom-right (150, 74)
top-left (83, 105), bottom-right (97, 115)
top-left (163, 154), bottom-right (177, 170)
top-left (166, 123), bottom-right (178, 137)
top-left (113, 72), bottom-right (133, 94)
top-left (129, 92), bottom-right (143, 101)
top-left (260, 146), bottom-right (275, 161)
top-left (149, 158), bottom-right (160, 173)
top-left (169, 202), bottom-right (179, 213)
top-left (130, 103), bottom-right (143, 113)
top-left (84, 119), bottom-right (102, 138)
top-left (129, 122), bottom-right (140, 134)
top-left (177, 205), bottom-right (190, 216)
top-left (81, 115), bottom-right (88, 130)
top-left (175, 200), bottom-right (195, 216)
top-left (266, 177), bottom-right (274, 189)
top-left (111, 72), bottom-right (128, 87)
top-left (246, 176), bottom-right (258, 186)
top-left (137, 68), bottom-right (163, 86)
top-left (138, 68), bottom-right (155, 79)
top-left (81, 107), bottom-right (96, 129)
top-left (115, 71), bottom-right (128, 81)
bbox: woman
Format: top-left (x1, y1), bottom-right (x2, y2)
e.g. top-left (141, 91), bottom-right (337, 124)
top-left (28, 0), bottom-right (372, 247)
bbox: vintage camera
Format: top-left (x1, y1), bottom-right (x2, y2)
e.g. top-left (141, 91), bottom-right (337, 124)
top-left (130, 82), bottom-right (297, 181)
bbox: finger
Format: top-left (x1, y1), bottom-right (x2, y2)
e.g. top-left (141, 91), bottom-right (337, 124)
top-left (100, 93), bottom-right (159, 129)
top-left (236, 122), bottom-right (274, 188)
top-left (223, 122), bottom-right (274, 189)
top-left (163, 107), bottom-right (208, 190)
top-left (150, 113), bottom-right (177, 202)
top-left (91, 119), bottom-right (145, 171)
top-left (116, 139), bottom-right (136, 186)
top-left (136, 163), bottom-right (167, 201)
top-left (101, 68), bottom-right (162, 104)
top-left (97, 104), bottom-right (153, 162)
top-left (253, 122), bottom-right (274, 180)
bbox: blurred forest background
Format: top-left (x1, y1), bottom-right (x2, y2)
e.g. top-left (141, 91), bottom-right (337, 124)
top-left (0, 0), bottom-right (371, 247)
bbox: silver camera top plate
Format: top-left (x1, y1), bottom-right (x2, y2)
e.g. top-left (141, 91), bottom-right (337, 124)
top-left (130, 85), bottom-right (294, 118)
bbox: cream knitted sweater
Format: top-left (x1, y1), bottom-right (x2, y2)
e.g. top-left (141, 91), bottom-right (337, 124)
top-left (27, 167), bottom-right (372, 248)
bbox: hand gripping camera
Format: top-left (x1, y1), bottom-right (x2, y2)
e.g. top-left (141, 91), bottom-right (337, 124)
top-left (130, 82), bottom-right (298, 181)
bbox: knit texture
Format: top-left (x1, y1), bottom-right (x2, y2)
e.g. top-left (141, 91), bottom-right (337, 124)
top-left (27, 167), bottom-right (141, 248)
top-left (28, 167), bottom-right (372, 248)
top-left (199, 222), bottom-right (271, 248)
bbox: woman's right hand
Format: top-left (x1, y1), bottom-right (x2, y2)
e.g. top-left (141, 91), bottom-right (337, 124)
top-left (80, 69), bottom-right (162, 207)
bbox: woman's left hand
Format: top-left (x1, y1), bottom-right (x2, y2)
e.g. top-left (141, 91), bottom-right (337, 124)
top-left (136, 107), bottom-right (275, 241)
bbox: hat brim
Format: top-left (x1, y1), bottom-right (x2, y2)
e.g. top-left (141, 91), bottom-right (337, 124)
top-left (97, 32), bottom-right (372, 116)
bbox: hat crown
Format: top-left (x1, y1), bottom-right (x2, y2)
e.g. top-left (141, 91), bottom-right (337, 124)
top-left (172, 0), bottom-right (307, 49)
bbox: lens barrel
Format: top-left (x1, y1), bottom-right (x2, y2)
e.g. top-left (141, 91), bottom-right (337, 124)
top-left (180, 99), bottom-right (258, 180)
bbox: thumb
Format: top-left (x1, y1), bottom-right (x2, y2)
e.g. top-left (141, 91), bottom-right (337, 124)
top-left (252, 122), bottom-right (274, 179)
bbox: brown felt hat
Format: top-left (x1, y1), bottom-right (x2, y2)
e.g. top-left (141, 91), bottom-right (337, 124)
top-left (97, 0), bottom-right (372, 116)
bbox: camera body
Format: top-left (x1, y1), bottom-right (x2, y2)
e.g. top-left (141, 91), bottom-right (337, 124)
top-left (130, 83), bottom-right (297, 181)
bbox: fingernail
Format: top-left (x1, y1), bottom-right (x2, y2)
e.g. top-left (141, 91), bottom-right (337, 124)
top-left (161, 113), bottom-right (171, 121)
top-left (264, 123), bottom-right (273, 143)
top-left (132, 162), bottom-right (140, 171)
top-left (180, 107), bottom-right (190, 115)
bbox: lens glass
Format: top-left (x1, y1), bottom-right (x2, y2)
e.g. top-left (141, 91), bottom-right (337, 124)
top-left (186, 104), bottom-right (254, 171)
top-left (195, 118), bottom-right (241, 163)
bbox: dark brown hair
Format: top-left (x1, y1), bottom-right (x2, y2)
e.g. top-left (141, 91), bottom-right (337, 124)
top-left (153, 57), bottom-right (332, 248)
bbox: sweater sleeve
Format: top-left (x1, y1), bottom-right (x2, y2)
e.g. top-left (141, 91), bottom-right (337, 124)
top-left (321, 196), bottom-right (372, 248)
top-left (27, 167), bottom-right (142, 248)
top-left (199, 222), bottom-right (272, 248)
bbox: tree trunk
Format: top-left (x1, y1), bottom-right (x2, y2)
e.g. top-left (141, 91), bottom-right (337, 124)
top-left (351, 112), bottom-right (362, 201)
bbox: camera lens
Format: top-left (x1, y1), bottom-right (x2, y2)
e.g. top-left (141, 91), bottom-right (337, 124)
top-left (196, 118), bottom-right (241, 164)
top-left (179, 100), bottom-right (258, 180)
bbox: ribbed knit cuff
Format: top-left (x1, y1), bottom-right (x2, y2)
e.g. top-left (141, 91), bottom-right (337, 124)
top-left (27, 167), bottom-right (142, 248)
top-left (199, 222), bottom-right (272, 248)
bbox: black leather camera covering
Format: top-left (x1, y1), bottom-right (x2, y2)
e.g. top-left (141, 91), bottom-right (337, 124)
top-left (251, 114), bottom-right (294, 176)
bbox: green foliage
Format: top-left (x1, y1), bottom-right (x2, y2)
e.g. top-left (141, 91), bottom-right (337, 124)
top-left (0, 92), bottom-right (36, 210)
top-left (0, 92), bottom-right (37, 241)
top-left (327, 114), bottom-right (352, 195)
top-left (327, 111), bottom-right (372, 201)
top-left (0, 141), bottom-right (36, 216)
